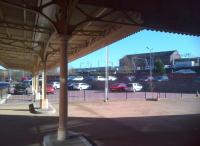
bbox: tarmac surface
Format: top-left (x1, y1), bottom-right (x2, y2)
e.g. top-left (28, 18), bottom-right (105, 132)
top-left (0, 91), bottom-right (200, 146)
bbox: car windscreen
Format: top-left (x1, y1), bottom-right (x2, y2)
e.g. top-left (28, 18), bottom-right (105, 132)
top-left (15, 84), bottom-right (26, 89)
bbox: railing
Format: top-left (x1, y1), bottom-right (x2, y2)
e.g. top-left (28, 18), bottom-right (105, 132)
top-left (61, 90), bottom-right (199, 102)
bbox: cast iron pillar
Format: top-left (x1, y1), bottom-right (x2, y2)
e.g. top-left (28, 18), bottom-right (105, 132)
top-left (57, 35), bottom-right (68, 141)
top-left (32, 73), bottom-right (35, 96)
top-left (40, 61), bottom-right (48, 109)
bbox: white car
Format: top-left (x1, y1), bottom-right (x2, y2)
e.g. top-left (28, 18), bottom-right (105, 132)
top-left (72, 76), bottom-right (84, 81)
top-left (73, 83), bottom-right (91, 90)
top-left (52, 82), bottom-right (60, 89)
top-left (108, 76), bottom-right (117, 81)
top-left (96, 76), bottom-right (117, 81)
top-left (96, 76), bottom-right (106, 81)
top-left (126, 83), bottom-right (143, 92)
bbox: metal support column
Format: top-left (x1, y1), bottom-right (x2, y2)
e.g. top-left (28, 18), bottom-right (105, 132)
top-left (40, 61), bottom-right (48, 109)
top-left (32, 73), bottom-right (35, 96)
top-left (35, 73), bottom-right (40, 100)
top-left (57, 35), bottom-right (68, 141)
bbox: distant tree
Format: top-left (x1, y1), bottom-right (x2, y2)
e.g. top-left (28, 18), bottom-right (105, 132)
top-left (154, 59), bottom-right (165, 74)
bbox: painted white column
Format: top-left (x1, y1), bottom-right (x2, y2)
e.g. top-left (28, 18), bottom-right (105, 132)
top-left (40, 61), bottom-right (48, 109)
top-left (32, 73), bottom-right (35, 96)
top-left (35, 73), bottom-right (40, 101)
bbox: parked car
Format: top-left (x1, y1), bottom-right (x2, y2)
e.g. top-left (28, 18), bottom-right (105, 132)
top-left (174, 69), bottom-right (196, 74)
top-left (126, 83), bottom-right (143, 92)
top-left (95, 76), bottom-right (117, 81)
top-left (8, 82), bottom-right (18, 94)
top-left (108, 76), bottom-right (117, 81)
top-left (46, 84), bottom-right (55, 94)
top-left (68, 76), bottom-right (75, 81)
top-left (22, 82), bottom-right (32, 94)
top-left (22, 80), bottom-right (32, 87)
top-left (139, 76), bottom-right (154, 82)
top-left (154, 75), bottom-right (169, 82)
top-left (14, 83), bottom-right (28, 95)
top-left (51, 82), bottom-right (60, 89)
top-left (83, 76), bottom-right (96, 81)
top-left (68, 82), bottom-right (75, 90)
top-left (73, 83), bottom-right (91, 90)
top-left (96, 76), bottom-right (106, 81)
top-left (110, 83), bottom-right (128, 92)
top-left (127, 75), bottom-right (136, 81)
top-left (72, 76), bottom-right (84, 81)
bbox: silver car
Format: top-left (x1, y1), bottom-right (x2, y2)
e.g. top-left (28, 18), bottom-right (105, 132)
top-left (126, 83), bottom-right (143, 92)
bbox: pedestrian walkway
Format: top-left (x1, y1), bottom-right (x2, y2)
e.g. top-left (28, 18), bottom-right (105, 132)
top-left (0, 95), bottom-right (93, 146)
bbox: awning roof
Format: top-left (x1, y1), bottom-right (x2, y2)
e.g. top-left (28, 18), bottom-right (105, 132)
top-left (0, 0), bottom-right (199, 72)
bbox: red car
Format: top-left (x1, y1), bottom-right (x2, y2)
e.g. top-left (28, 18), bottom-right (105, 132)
top-left (110, 83), bottom-right (128, 92)
top-left (47, 84), bottom-right (55, 94)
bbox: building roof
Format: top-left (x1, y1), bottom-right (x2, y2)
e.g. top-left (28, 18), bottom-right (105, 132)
top-left (175, 57), bottom-right (200, 62)
top-left (122, 50), bottom-right (178, 59)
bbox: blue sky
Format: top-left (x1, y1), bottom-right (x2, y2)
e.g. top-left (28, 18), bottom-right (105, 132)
top-left (69, 29), bottom-right (200, 69)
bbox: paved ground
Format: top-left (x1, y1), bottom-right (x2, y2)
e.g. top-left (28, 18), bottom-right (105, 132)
top-left (1, 92), bottom-right (200, 146)
top-left (60, 98), bottom-right (200, 146)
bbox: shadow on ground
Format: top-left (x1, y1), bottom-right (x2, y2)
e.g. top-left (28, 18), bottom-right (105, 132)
top-left (0, 114), bottom-right (200, 146)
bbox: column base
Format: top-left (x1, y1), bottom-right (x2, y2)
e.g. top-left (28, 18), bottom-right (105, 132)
top-left (57, 128), bottom-right (67, 141)
top-left (43, 131), bottom-right (92, 146)
top-left (40, 99), bottom-right (48, 109)
top-left (35, 92), bottom-right (41, 100)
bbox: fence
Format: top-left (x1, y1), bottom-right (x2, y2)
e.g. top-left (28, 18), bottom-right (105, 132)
top-left (62, 90), bottom-right (199, 102)
top-left (4, 89), bottom-right (199, 104)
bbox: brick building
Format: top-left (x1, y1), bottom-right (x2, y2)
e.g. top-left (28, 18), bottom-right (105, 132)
top-left (119, 50), bottom-right (180, 72)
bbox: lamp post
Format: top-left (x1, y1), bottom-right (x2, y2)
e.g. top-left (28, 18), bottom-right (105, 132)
top-left (105, 46), bottom-right (109, 102)
top-left (147, 47), bottom-right (153, 96)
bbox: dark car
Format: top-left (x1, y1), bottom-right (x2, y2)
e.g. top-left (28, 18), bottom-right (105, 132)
top-left (14, 83), bottom-right (28, 95)
top-left (139, 76), bottom-right (154, 82)
top-left (110, 83), bottom-right (128, 92)
top-left (22, 80), bottom-right (32, 87)
top-left (68, 82), bottom-right (75, 90)
top-left (154, 75), bottom-right (169, 82)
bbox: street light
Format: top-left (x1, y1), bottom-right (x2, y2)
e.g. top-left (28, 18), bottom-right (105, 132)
top-left (146, 47), bottom-right (153, 95)
top-left (105, 46), bottom-right (109, 102)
